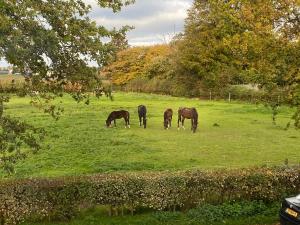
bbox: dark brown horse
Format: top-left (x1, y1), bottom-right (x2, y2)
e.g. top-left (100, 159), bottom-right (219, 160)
top-left (106, 110), bottom-right (130, 128)
top-left (178, 107), bottom-right (198, 133)
top-left (164, 108), bottom-right (173, 129)
top-left (138, 105), bottom-right (147, 128)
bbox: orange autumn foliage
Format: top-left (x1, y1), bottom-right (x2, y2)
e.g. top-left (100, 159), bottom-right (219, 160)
top-left (101, 45), bottom-right (171, 85)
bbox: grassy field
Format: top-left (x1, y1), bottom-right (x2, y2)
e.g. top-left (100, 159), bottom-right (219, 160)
top-left (1, 92), bottom-right (299, 178)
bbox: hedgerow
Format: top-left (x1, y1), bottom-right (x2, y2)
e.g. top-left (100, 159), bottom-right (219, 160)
top-left (0, 167), bottom-right (299, 225)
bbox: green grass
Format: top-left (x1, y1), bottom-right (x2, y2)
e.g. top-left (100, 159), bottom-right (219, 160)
top-left (2, 92), bottom-right (300, 178)
top-left (21, 206), bottom-right (279, 225)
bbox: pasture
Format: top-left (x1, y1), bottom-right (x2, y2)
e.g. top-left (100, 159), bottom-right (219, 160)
top-left (1, 92), bottom-right (299, 178)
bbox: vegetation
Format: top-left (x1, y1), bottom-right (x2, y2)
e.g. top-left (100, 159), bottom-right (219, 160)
top-left (21, 201), bottom-right (280, 225)
top-left (1, 166), bottom-right (298, 224)
top-left (1, 0), bottom-right (299, 224)
top-left (178, 0), bottom-right (300, 127)
top-left (101, 45), bottom-right (171, 85)
top-left (102, 0), bottom-right (300, 127)
top-left (0, 92), bottom-right (298, 178)
top-left (0, 0), bottom-right (134, 173)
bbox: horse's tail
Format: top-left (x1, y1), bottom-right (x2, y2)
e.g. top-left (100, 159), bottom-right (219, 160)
top-left (192, 108), bottom-right (198, 123)
top-left (192, 108), bottom-right (198, 132)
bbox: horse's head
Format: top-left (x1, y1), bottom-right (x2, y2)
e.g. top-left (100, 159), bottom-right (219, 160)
top-left (163, 119), bottom-right (168, 129)
top-left (192, 123), bottom-right (197, 133)
top-left (105, 119), bottom-right (111, 127)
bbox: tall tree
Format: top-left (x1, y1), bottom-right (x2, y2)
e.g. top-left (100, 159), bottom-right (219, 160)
top-left (0, 0), bottom-right (134, 173)
top-left (178, 0), bottom-right (300, 126)
top-left (101, 45), bottom-right (171, 85)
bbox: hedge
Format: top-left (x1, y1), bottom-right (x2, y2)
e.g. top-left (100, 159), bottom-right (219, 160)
top-left (0, 167), bottom-right (299, 225)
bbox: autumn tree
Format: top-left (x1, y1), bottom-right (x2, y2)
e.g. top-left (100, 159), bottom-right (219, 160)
top-left (177, 0), bottom-right (300, 126)
top-left (0, 0), bottom-right (134, 173)
top-left (101, 45), bottom-right (171, 85)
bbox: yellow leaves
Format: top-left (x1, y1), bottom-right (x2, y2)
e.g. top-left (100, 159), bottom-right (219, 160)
top-left (101, 45), bottom-right (171, 85)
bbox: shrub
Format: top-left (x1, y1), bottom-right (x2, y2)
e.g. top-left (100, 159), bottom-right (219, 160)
top-left (187, 201), bottom-right (278, 223)
top-left (0, 167), bottom-right (299, 224)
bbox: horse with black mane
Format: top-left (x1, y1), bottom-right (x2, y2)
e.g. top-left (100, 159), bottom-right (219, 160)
top-left (178, 107), bottom-right (198, 133)
top-left (138, 105), bottom-right (147, 128)
top-left (106, 110), bottom-right (130, 128)
top-left (164, 108), bottom-right (173, 129)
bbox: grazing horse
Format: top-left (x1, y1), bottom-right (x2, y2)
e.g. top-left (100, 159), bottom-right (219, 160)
top-left (138, 105), bottom-right (147, 128)
top-left (178, 107), bottom-right (198, 133)
top-left (106, 110), bottom-right (130, 128)
top-left (164, 108), bottom-right (173, 129)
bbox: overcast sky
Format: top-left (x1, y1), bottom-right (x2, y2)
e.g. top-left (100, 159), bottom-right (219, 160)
top-left (0, 0), bottom-right (193, 66)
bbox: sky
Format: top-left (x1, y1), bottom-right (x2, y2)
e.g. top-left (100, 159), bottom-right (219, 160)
top-left (0, 0), bottom-right (193, 66)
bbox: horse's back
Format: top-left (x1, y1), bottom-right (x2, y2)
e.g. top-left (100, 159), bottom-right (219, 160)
top-left (178, 107), bottom-right (197, 119)
top-left (110, 110), bottom-right (129, 119)
top-left (138, 105), bottom-right (147, 115)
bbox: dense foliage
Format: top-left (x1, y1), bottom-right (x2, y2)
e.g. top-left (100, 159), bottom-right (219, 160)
top-left (0, 167), bottom-right (299, 225)
top-left (101, 45), bottom-right (171, 85)
top-left (0, 0), bottom-right (134, 173)
top-left (21, 201), bottom-right (280, 225)
top-left (186, 201), bottom-right (278, 223)
top-left (178, 0), bottom-right (300, 126)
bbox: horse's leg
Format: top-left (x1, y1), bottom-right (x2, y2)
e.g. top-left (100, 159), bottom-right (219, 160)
top-left (127, 114), bottom-right (130, 128)
top-left (123, 116), bottom-right (127, 128)
top-left (182, 118), bottom-right (185, 130)
top-left (191, 119), bottom-right (193, 131)
top-left (139, 116), bottom-right (142, 127)
top-left (177, 116), bottom-right (181, 130)
top-left (114, 119), bottom-right (116, 127)
top-left (143, 117), bottom-right (146, 129)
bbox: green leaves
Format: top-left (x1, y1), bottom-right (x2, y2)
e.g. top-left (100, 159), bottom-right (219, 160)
top-left (97, 0), bottom-right (135, 12)
top-left (0, 113), bottom-right (45, 174)
top-left (0, 0), bottom-right (133, 90)
top-left (176, 0), bottom-right (300, 126)
top-left (0, 0), bottom-right (133, 174)
top-left (0, 167), bottom-right (299, 224)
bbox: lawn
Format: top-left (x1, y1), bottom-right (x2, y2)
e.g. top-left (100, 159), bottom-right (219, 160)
top-left (2, 92), bottom-right (299, 178)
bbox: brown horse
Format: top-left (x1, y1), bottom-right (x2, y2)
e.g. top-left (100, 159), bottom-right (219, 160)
top-left (178, 107), bottom-right (198, 133)
top-left (106, 110), bottom-right (130, 128)
top-left (164, 108), bottom-right (173, 129)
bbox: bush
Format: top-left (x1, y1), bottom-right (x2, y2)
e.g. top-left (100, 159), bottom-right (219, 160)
top-left (0, 167), bottom-right (299, 224)
top-left (187, 201), bottom-right (278, 223)
top-left (122, 76), bottom-right (203, 97)
top-left (120, 79), bottom-right (265, 102)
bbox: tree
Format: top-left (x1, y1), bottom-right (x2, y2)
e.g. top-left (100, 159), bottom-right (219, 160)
top-left (101, 45), bottom-right (171, 85)
top-left (177, 0), bottom-right (300, 126)
top-left (0, 0), bottom-right (134, 174)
